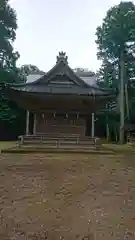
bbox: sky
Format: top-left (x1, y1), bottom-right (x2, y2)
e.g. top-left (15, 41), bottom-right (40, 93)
top-left (9, 0), bottom-right (135, 72)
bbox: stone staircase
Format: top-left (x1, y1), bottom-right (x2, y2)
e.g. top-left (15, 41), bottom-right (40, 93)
top-left (1, 135), bottom-right (114, 154)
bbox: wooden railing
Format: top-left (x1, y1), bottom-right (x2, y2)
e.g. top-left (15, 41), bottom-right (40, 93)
top-left (18, 134), bottom-right (101, 149)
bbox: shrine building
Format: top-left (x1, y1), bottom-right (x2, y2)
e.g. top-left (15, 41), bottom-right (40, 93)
top-left (4, 52), bottom-right (115, 140)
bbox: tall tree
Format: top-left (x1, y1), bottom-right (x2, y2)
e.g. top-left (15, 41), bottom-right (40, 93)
top-left (96, 1), bottom-right (135, 143)
top-left (0, 0), bottom-right (19, 76)
top-left (19, 64), bottom-right (45, 82)
top-left (0, 0), bottom-right (25, 140)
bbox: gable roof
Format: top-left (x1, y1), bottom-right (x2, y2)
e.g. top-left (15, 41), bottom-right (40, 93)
top-left (22, 52), bottom-right (99, 88)
top-left (26, 70), bottom-right (98, 87)
top-left (4, 51), bottom-right (115, 98)
top-left (29, 53), bottom-right (90, 87)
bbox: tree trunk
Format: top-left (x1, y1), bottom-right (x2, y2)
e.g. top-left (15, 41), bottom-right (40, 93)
top-left (115, 127), bottom-right (118, 143)
top-left (125, 83), bottom-right (129, 120)
top-left (106, 116), bottom-right (110, 141)
top-left (119, 50), bottom-right (125, 144)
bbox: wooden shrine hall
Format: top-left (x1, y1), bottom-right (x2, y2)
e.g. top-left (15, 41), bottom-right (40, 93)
top-left (4, 52), bottom-right (115, 149)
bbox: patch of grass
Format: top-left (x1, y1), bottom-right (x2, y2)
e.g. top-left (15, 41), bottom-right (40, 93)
top-left (103, 143), bottom-right (135, 152)
top-left (0, 141), bottom-right (16, 151)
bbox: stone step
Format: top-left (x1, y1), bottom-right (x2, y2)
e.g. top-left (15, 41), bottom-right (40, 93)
top-left (19, 144), bottom-right (98, 149)
top-left (1, 147), bottom-right (114, 155)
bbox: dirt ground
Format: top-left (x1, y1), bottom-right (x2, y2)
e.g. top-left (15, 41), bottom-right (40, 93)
top-left (0, 153), bottom-right (135, 239)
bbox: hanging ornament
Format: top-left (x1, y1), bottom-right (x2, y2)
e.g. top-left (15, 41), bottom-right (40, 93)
top-left (42, 113), bottom-right (44, 120)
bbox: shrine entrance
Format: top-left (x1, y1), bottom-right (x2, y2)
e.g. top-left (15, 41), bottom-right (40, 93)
top-left (34, 113), bottom-right (86, 136)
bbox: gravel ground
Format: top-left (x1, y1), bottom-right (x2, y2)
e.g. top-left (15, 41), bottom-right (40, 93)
top-left (0, 153), bottom-right (135, 239)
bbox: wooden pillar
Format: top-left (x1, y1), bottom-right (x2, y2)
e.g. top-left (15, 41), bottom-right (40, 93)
top-left (91, 112), bottom-right (95, 138)
top-left (33, 113), bottom-right (37, 134)
top-left (26, 110), bottom-right (30, 135)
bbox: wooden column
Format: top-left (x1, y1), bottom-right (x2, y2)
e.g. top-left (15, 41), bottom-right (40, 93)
top-left (26, 110), bottom-right (30, 135)
top-left (33, 113), bottom-right (37, 134)
top-left (91, 112), bottom-right (95, 138)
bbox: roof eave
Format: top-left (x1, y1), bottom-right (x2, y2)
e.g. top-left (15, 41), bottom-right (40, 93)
top-left (4, 86), bottom-right (115, 98)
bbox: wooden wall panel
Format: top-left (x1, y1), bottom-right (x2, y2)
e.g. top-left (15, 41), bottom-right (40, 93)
top-left (36, 114), bottom-right (86, 136)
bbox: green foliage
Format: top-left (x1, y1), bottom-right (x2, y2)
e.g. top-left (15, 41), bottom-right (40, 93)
top-left (0, 0), bottom-right (22, 125)
top-left (0, 0), bottom-right (19, 71)
top-left (96, 1), bottom-right (135, 60)
top-left (96, 1), bottom-right (135, 86)
top-left (96, 1), bottom-right (135, 141)
top-left (97, 60), bottom-right (118, 88)
top-left (19, 64), bottom-right (45, 81)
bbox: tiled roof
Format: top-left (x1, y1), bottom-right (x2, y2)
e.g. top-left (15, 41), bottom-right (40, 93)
top-left (26, 74), bottom-right (44, 83)
top-left (26, 73), bottom-right (98, 87)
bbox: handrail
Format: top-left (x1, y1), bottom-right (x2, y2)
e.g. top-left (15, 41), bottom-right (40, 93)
top-left (18, 134), bottom-right (99, 148)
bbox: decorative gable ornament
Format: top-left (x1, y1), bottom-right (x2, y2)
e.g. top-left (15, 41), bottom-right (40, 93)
top-left (56, 51), bottom-right (68, 64)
